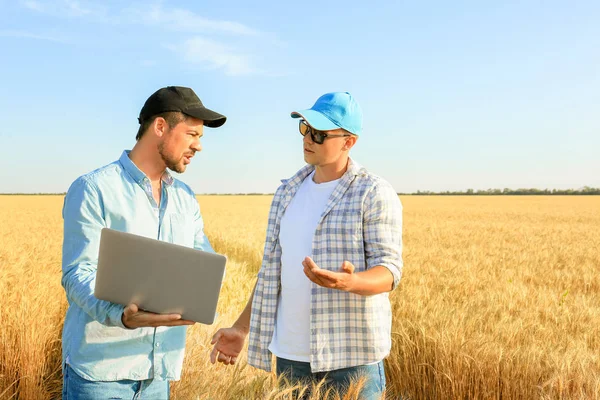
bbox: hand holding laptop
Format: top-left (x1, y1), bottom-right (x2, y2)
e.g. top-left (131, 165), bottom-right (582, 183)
top-left (121, 303), bottom-right (196, 329)
top-left (95, 229), bottom-right (227, 326)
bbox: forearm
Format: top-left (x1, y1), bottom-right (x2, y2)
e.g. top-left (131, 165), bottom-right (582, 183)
top-left (62, 177), bottom-right (124, 326)
top-left (349, 266), bottom-right (394, 296)
top-left (232, 282), bottom-right (256, 334)
top-left (62, 265), bottom-right (125, 327)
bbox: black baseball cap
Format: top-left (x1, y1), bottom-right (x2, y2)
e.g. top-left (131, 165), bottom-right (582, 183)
top-left (138, 86), bottom-right (227, 128)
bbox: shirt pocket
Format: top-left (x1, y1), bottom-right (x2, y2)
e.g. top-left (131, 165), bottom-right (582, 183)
top-left (169, 213), bottom-right (195, 248)
top-left (323, 209), bottom-right (362, 235)
top-left (320, 209), bottom-right (365, 266)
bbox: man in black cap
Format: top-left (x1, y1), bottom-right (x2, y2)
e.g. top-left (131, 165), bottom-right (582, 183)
top-left (60, 86), bottom-right (226, 399)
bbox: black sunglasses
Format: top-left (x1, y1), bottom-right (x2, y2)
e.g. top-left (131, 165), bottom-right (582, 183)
top-left (299, 120), bottom-right (351, 144)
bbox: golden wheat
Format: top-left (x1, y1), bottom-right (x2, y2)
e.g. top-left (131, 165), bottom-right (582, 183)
top-left (0, 195), bottom-right (599, 399)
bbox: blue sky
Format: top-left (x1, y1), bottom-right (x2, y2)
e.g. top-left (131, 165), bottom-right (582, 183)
top-left (0, 0), bottom-right (598, 194)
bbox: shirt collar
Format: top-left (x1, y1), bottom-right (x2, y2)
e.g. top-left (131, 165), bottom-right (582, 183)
top-left (118, 150), bottom-right (174, 187)
top-left (281, 157), bottom-right (364, 188)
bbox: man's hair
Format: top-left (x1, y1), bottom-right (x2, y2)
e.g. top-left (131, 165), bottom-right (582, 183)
top-left (136, 111), bottom-right (187, 141)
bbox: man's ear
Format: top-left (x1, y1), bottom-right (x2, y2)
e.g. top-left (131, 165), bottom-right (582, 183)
top-left (343, 135), bottom-right (358, 151)
top-left (153, 117), bottom-right (168, 138)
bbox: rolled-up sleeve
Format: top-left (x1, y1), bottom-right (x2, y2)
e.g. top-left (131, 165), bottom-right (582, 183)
top-left (363, 181), bottom-right (403, 290)
top-left (61, 177), bottom-right (126, 328)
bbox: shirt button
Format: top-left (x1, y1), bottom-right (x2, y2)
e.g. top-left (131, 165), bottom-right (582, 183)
top-left (156, 342), bottom-right (160, 348)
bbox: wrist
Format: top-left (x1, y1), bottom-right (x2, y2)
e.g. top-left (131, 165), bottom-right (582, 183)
top-left (232, 321), bottom-right (250, 335)
top-left (346, 272), bottom-right (360, 293)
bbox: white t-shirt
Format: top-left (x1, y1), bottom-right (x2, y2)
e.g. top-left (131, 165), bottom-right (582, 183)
top-left (268, 171), bottom-right (340, 362)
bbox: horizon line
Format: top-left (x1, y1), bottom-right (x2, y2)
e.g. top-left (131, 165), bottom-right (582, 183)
top-left (1, 186), bottom-right (599, 196)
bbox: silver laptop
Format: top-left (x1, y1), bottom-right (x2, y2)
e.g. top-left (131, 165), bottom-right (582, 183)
top-left (94, 228), bottom-right (226, 325)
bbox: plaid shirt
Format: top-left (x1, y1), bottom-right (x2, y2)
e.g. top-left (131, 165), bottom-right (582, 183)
top-left (248, 158), bottom-right (403, 373)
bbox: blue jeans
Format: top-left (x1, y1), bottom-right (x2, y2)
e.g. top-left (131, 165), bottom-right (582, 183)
top-left (62, 364), bottom-right (170, 400)
top-left (276, 357), bottom-right (386, 400)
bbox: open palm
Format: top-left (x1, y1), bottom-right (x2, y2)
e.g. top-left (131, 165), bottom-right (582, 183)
top-left (210, 327), bottom-right (246, 365)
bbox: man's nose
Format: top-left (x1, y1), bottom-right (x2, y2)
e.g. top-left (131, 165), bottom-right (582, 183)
top-left (303, 132), bottom-right (314, 145)
top-left (192, 139), bottom-right (202, 152)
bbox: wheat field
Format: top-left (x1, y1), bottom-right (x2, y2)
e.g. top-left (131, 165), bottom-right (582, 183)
top-left (0, 195), bottom-right (599, 399)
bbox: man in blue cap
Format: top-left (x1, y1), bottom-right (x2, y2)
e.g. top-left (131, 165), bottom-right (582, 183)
top-left (210, 92), bottom-right (403, 399)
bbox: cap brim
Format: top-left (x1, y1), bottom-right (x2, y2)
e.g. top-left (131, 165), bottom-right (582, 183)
top-left (290, 109), bottom-right (339, 131)
top-left (184, 107), bottom-right (227, 128)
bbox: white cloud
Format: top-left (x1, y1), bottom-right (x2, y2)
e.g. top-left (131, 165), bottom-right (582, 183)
top-left (19, 0), bottom-right (105, 18)
top-left (16, 1), bottom-right (280, 76)
top-left (21, 0), bottom-right (45, 12)
top-left (62, 0), bottom-right (92, 17)
top-left (169, 37), bottom-right (256, 76)
top-left (0, 29), bottom-right (69, 43)
top-left (22, 1), bottom-right (261, 36)
top-left (137, 4), bottom-right (259, 36)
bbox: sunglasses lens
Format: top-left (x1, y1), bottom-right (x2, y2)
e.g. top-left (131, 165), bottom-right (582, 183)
top-left (299, 121), bottom-right (309, 136)
top-left (299, 120), bottom-right (326, 144)
top-left (313, 131), bottom-right (325, 144)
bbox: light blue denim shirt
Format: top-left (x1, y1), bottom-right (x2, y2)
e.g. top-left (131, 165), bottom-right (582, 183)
top-left (61, 150), bottom-right (213, 381)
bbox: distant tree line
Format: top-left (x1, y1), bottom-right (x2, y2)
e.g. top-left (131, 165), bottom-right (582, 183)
top-left (2, 187), bottom-right (599, 196)
top-left (402, 186), bottom-right (600, 196)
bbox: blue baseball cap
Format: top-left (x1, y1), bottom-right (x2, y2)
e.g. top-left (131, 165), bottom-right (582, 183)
top-left (291, 92), bottom-right (363, 135)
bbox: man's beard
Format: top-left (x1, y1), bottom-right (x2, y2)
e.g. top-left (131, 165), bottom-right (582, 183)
top-left (158, 142), bottom-right (184, 173)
